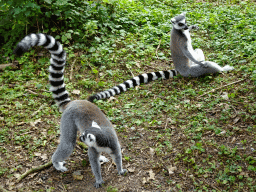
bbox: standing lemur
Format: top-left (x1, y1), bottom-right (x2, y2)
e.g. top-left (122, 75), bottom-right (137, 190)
top-left (88, 12), bottom-right (234, 102)
top-left (13, 33), bottom-right (127, 188)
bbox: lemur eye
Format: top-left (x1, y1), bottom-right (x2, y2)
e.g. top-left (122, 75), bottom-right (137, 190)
top-left (178, 23), bottom-right (184, 26)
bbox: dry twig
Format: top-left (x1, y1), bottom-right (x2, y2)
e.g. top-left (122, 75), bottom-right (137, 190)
top-left (69, 59), bottom-right (77, 80)
top-left (155, 39), bottom-right (162, 59)
top-left (0, 63), bottom-right (19, 71)
top-left (199, 79), bottom-right (245, 98)
top-left (26, 89), bottom-right (49, 99)
top-left (77, 141), bottom-right (88, 150)
top-left (126, 66), bottom-right (134, 77)
top-left (17, 161), bottom-right (53, 182)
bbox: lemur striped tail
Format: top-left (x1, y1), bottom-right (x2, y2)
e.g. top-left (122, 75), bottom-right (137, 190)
top-left (88, 70), bottom-right (177, 102)
top-left (13, 33), bottom-right (71, 112)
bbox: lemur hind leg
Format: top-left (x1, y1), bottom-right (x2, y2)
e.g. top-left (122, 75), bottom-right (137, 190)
top-left (194, 48), bottom-right (205, 62)
top-left (188, 61), bottom-right (233, 77)
top-left (88, 147), bottom-right (104, 188)
top-left (186, 49), bottom-right (234, 77)
top-left (52, 139), bottom-right (76, 172)
top-left (52, 114), bottom-right (78, 172)
top-left (110, 150), bottom-right (127, 175)
top-left (189, 48), bottom-right (205, 66)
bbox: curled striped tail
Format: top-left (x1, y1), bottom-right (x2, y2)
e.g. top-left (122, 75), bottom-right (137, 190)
top-left (88, 69), bottom-right (177, 102)
top-left (13, 33), bottom-right (71, 112)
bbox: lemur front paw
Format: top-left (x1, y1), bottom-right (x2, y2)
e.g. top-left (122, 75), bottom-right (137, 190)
top-left (119, 169), bottom-right (127, 175)
top-left (200, 61), bottom-right (208, 68)
top-left (190, 25), bottom-right (199, 30)
top-left (53, 161), bottom-right (68, 172)
top-left (94, 180), bottom-right (105, 188)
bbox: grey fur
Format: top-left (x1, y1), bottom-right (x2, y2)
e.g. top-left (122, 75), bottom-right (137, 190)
top-left (170, 13), bottom-right (234, 77)
top-left (14, 34), bottom-right (126, 188)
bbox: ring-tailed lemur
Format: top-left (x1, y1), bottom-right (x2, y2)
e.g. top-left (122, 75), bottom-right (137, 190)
top-left (13, 33), bottom-right (127, 188)
top-left (88, 13), bottom-right (234, 102)
top-left (170, 12), bottom-right (234, 77)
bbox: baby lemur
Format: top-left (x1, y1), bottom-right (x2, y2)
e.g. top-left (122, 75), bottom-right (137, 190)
top-left (13, 33), bottom-right (126, 188)
top-left (88, 12), bottom-right (234, 102)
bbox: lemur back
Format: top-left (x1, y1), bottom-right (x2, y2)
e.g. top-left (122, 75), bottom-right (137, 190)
top-left (170, 12), bottom-right (234, 77)
top-left (14, 33), bottom-right (126, 188)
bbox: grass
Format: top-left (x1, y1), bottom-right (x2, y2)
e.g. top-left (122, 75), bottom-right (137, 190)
top-left (0, 0), bottom-right (256, 191)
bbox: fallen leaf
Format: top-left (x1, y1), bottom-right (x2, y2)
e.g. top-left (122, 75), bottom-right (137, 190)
top-left (41, 154), bottom-right (48, 160)
top-left (72, 90), bottom-right (80, 95)
top-left (196, 103), bottom-right (202, 108)
top-left (167, 165), bottom-right (177, 175)
top-left (184, 99), bottom-right (190, 104)
top-left (221, 92), bottom-right (229, 100)
top-left (239, 172), bottom-right (248, 177)
top-left (14, 173), bottom-right (21, 179)
top-left (142, 177), bottom-right (148, 184)
top-left (72, 170), bottom-right (83, 180)
top-left (149, 148), bottom-right (155, 156)
top-left (202, 119), bottom-right (208, 124)
top-left (233, 117), bottom-right (240, 124)
top-left (148, 169), bottom-right (155, 180)
top-left (108, 96), bottom-right (117, 102)
top-left (135, 62), bottom-right (141, 68)
top-left (30, 119), bottom-right (42, 127)
top-left (17, 122), bottom-right (25, 126)
top-left (127, 167), bottom-right (135, 173)
top-left (220, 130), bottom-right (226, 135)
top-left (34, 152), bottom-right (41, 156)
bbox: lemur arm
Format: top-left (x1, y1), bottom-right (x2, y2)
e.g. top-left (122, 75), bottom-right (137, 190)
top-left (189, 25), bottom-right (199, 31)
top-left (182, 45), bottom-right (206, 67)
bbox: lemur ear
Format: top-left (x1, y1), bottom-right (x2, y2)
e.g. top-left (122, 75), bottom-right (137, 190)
top-left (87, 134), bottom-right (96, 142)
top-left (181, 12), bottom-right (186, 16)
top-left (92, 121), bottom-right (101, 129)
top-left (79, 134), bottom-right (85, 142)
top-left (171, 18), bottom-right (176, 24)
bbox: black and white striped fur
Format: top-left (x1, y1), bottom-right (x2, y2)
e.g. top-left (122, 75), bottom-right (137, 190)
top-left (88, 69), bottom-right (177, 102)
top-left (13, 33), bottom-right (70, 112)
top-left (13, 34), bottom-right (127, 188)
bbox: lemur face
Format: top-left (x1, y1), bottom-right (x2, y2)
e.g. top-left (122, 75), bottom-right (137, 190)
top-left (171, 13), bottom-right (188, 30)
top-left (80, 133), bottom-right (96, 147)
top-left (79, 121), bottom-right (102, 147)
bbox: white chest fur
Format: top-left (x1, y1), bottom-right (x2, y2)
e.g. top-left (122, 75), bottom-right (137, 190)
top-left (183, 29), bottom-right (195, 55)
top-left (183, 30), bottom-right (192, 47)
